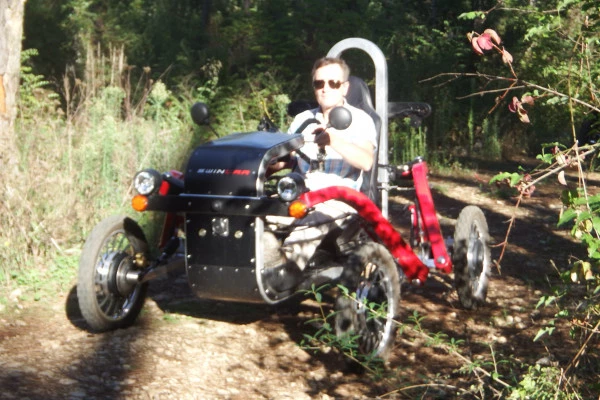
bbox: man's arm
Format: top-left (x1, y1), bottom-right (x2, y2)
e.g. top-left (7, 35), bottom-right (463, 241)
top-left (326, 132), bottom-right (374, 171)
top-left (314, 108), bottom-right (377, 171)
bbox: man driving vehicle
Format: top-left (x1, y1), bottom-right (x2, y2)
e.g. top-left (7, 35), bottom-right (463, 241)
top-left (288, 57), bottom-right (377, 190)
top-left (266, 57), bottom-right (378, 272)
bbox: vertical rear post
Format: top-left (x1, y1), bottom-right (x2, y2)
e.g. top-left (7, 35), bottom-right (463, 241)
top-left (327, 38), bottom-right (390, 218)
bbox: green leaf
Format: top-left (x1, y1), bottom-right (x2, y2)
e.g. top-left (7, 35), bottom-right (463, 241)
top-left (536, 153), bottom-right (554, 164)
top-left (545, 96), bottom-right (569, 106)
top-left (558, 208), bottom-right (577, 227)
top-left (538, 295), bottom-right (556, 308)
top-left (337, 284), bottom-right (349, 296)
top-left (534, 326), bottom-right (555, 341)
top-left (458, 11), bottom-right (486, 20)
top-left (585, 194), bottom-right (600, 211)
top-left (561, 188), bottom-right (580, 206)
top-left (592, 217), bottom-right (600, 233)
top-left (576, 210), bottom-right (593, 223)
top-left (489, 172), bottom-right (522, 186)
top-left (314, 292), bottom-right (322, 303)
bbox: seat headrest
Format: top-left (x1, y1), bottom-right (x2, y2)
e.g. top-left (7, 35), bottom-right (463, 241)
top-left (346, 76), bottom-right (375, 111)
top-left (345, 76), bottom-right (381, 135)
top-left (345, 76), bottom-right (382, 201)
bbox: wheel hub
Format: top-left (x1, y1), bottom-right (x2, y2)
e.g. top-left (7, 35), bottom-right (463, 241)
top-left (102, 252), bottom-right (137, 297)
top-left (468, 229), bottom-right (485, 287)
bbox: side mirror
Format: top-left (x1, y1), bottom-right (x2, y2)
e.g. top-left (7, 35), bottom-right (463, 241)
top-left (328, 106), bottom-right (352, 130)
top-left (191, 102), bottom-right (210, 126)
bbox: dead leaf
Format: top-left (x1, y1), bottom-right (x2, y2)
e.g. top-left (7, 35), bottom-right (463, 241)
top-left (484, 29), bottom-right (502, 45)
top-left (501, 49), bottom-right (513, 64)
top-left (521, 95), bottom-right (535, 105)
top-left (508, 97), bottom-right (520, 113)
top-left (476, 33), bottom-right (494, 51)
top-left (471, 37), bottom-right (484, 55)
top-left (557, 170), bottom-right (567, 185)
top-left (517, 106), bottom-right (530, 123)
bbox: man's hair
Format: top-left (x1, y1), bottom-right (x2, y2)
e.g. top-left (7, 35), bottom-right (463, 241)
top-left (311, 57), bottom-right (350, 81)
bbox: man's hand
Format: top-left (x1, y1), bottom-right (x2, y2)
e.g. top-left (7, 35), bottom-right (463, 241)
top-left (313, 127), bottom-right (331, 147)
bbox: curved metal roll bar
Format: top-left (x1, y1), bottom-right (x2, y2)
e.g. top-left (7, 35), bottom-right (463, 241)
top-left (327, 38), bottom-right (390, 218)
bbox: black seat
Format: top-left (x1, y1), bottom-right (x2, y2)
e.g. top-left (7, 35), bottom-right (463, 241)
top-left (345, 76), bottom-right (381, 202)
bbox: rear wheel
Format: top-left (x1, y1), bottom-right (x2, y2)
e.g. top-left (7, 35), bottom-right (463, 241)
top-left (453, 206), bottom-right (491, 309)
top-left (335, 242), bottom-right (401, 361)
top-left (77, 215), bottom-right (149, 332)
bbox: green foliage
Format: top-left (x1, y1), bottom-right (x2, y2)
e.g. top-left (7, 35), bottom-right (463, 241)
top-left (509, 365), bottom-right (576, 400)
top-left (298, 284), bottom-right (387, 376)
top-left (3, 44), bottom-right (213, 304)
top-left (18, 49), bottom-right (60, 117)
top-left (482, 115), bottom-right (503, 159)
top-left (23, 0), bottom-right (502, 159)
top-left (145, 80), bottom-right (172, 122)
top-left (496, 1), bottom-right (599, 148)
top-left (490, 143), bottom-right (599, 397)
top-left (5, 253), bottom-right (78, 304)
top-left (389, 118), bottom-right (427, 164)
top-left (533, 256), bottom-right (599, 340)
top-left (458, 11), bottom-right (487, 21)
top-left (489, 171), bottom-right (524, 187)
top-left (21, 0), bottom-right (600, 160)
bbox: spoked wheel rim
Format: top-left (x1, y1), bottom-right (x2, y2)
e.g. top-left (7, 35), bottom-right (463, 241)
top-left (336, 243), bottom-right (400, 360)
top-left (453, 205), bottom-right (491, 309)
top-left (467, 224), bottom-right (487, 295)
top-left (93, 231), bottom-right (143, 322)
top-left (352, 262), bottom-right (395, 355)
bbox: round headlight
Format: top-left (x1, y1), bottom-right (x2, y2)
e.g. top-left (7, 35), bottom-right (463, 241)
top-left (277, 173), bottom-right (306, 202)
top-left (133, 169), bottom-right (162, 195)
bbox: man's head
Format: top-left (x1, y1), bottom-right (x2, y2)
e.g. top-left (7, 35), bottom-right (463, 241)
top-left (311, 57), bottom-right (350, 114)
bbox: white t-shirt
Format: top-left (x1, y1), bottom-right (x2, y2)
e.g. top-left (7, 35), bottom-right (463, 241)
top-left (287, 102), bottom-right (377, 191)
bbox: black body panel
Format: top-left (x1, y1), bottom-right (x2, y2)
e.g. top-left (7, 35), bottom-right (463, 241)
top-left (179, 131), bottom-right (303, 302)
top-left (184, 131), bottom-right (303, 196)
top-left (186, 214), bottom-right (262, 302)
top-left (146, 194), bottom-right (289, 216)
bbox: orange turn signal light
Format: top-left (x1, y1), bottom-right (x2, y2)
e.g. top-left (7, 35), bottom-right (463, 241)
top-left (132, 194), bottom-right (149, 212)
top-left (288, 201), bottom-right (308, 219)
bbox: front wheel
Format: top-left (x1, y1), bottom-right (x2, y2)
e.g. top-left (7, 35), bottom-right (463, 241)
top-left (335, 242), bottom-right (401, 361)
top-left (77, 215), bottom-right (149, 332)
top-left (452, 206), bottom-right (491, 310)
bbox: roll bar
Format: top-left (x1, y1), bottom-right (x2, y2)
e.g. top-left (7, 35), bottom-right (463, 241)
top-left (327, 38), bottom-right (390, 218)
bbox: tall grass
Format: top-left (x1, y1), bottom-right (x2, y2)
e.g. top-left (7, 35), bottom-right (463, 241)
top-left (0, 47), bottom-right (201, 301)
top-left (389, 118), bottom-right (428, 164)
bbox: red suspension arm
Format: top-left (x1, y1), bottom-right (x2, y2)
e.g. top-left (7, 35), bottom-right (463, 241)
top-left (411, 162), bottom-right (452, 273)
top-left (297, 187), bottom-right (430, 283)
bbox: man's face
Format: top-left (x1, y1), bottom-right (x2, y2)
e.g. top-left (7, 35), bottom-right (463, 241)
top-left (313, 64), bottom-right (348, 112)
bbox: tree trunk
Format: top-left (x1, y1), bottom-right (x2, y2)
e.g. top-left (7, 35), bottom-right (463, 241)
top-left (0, 0), bottom-right (26, 169)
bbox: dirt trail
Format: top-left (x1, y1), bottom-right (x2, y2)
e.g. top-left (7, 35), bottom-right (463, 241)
top-left (0, 158), bottom-right (593, 399)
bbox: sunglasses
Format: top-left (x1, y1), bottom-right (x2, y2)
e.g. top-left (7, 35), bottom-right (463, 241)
top-left (312, 79), bottom-right (345, 90)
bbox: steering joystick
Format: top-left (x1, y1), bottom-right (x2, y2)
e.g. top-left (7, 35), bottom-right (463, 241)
top-left (316, 106), bottom-right (352, 171)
